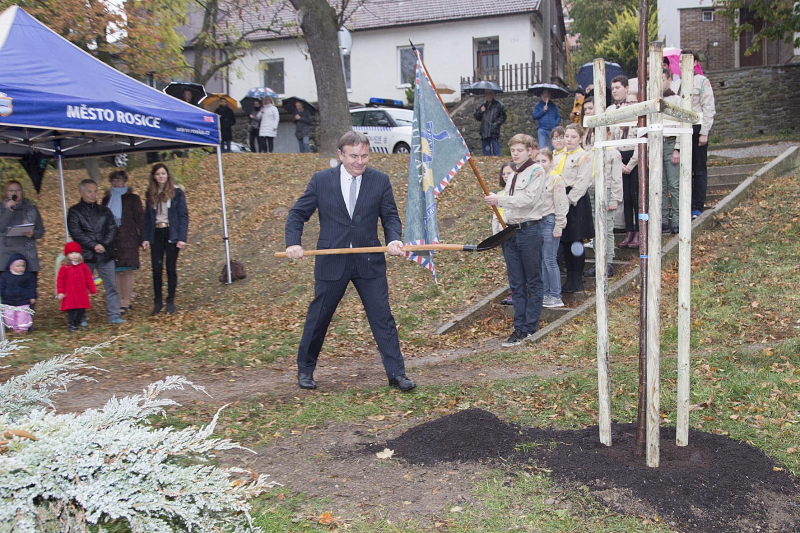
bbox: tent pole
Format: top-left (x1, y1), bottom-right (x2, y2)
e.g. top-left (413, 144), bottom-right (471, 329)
top-left (56, 144), bottom-right (69, 242)
top-left (216, 146), bottom-right (232, 284)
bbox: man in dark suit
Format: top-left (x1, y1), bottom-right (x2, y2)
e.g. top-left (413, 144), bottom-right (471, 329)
top-left (285, 131), bottom-right (416, 392)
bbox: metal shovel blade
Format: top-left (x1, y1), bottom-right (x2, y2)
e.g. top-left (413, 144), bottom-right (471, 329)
top-left (476, 225), bottom-right (517, 251)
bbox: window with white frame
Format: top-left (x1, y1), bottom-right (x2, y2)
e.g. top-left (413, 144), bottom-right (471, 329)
top-left (702, 10), bottom-right (714, 22)
top-left (260, 59), bottom-right (284, 94)
top-left (343, 52), bottom-right (351, 90)
top-left (398, 46), bottom-right (422, 86)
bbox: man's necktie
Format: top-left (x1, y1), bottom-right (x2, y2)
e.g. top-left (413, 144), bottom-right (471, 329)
top-left (349, 177), bottom-right (357, 218)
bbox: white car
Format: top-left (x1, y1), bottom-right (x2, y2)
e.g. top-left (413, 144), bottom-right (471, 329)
top-left (350, 105), bottom-right (412, 154)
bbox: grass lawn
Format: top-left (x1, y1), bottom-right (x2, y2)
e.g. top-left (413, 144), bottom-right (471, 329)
top-left (2, 152), bottom-right (798, 532)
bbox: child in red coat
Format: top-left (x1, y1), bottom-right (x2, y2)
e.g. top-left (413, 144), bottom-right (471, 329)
top-left (57, 242), bottom-right (97, 332)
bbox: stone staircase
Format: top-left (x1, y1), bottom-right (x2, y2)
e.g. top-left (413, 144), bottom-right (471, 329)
top-left (450, 159), bottom-right (775, 331)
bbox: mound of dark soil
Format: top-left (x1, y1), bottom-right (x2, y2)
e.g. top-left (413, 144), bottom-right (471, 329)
top-left (523, 423), bottom-right (799, 533)
top-left (384, 408), bottom-right (523, 464)
top-left (383, 409), bottom-right (799, 533)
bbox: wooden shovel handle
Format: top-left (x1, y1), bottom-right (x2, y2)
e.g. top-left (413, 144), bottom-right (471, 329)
top-left (274, 243), bottom-right (475, 258)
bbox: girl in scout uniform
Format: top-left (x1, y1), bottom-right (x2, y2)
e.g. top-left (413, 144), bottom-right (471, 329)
top-left (556, 124), bottom-right (594, 293)
top-left (534, 149), bottom-right (569, 308)
top-left (582, 98), bottom-right (623, 279)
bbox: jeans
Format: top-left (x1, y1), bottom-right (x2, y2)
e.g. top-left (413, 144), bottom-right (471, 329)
top-left (662, 137), bottom-right (680, 224)
top-left (589, 188), bottom-right (616, 262)
top-left (538, 128), bottom-right (553, 151)
top-left (151, 227), bottom-right (180, 304)
top-left (87, 258), bottom-right (121, 321)
top-left (481, 138), bottom-right (501, 156)
top-left (502, 222), bottom-right (543, 334)
top-left (298, 136), bottom-right (310, 153)
top-left (691, 124), bottom-right (708, 212)
top-left (539, 214), bottom-right (561, 300)
top-left (620, 150), bottom-right (639, 232)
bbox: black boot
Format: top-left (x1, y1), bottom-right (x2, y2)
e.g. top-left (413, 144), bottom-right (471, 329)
top-left (562, 271), bottom-right (578, 293)
top-left (150, 301), bottom-right (163, 316)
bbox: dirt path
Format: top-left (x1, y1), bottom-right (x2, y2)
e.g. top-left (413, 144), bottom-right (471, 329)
top-left (49, 339), bottom-right (576, 413)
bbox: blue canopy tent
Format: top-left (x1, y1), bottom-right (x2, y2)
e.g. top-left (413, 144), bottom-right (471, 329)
top-left (0, 6), bottom-right (234, 282)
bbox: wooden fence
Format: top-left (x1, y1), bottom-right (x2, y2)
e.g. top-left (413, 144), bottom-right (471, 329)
top-left (460, 62), bottom-right (542, 93)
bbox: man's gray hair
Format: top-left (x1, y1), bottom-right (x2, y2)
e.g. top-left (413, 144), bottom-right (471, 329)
top-left (78, 179), bottom-right (97, 193)
top-left (338, 131), bottom-right (370, 152)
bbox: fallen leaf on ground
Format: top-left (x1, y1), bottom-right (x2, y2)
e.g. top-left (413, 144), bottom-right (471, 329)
top-left (375, 448), bottom-right (394, 459)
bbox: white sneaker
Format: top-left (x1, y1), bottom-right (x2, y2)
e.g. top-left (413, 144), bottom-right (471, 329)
top-left (543, 297), bottom-right (565, 308)
top-left (585, 239), bottom-right (594, 249)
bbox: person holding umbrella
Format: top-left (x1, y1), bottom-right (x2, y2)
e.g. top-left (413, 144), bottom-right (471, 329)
top-left (293, 100), bottom-right (313, 153)
top-left (247, 99), bottom-right (263, 152)
top-left (531, 90), bottom-right (561, 151)
top-left (258, 97), bottom-right (280, 153)
top-left (214, 99), bottom-right (236, 152)
top-left (473, 90), bottom-right (507, 156)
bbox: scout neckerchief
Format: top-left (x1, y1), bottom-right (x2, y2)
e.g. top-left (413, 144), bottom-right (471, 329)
top-left (509, 158), bottom-right (535, 195)
top-left (555, 147), bottom-right (584, 176)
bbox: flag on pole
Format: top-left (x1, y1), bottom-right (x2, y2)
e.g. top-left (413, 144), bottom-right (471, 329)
top-left (404, 48), bottom-right (471, 280)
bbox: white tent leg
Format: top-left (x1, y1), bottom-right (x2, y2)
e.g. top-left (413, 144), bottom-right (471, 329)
top-left (217, 147), bottom-right (232, 284)
top-left (57, 149), bottom-right (69, 242)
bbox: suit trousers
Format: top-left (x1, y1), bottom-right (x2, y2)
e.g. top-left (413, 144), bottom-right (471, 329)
top-left (297, 254), bottom-right (406, 379)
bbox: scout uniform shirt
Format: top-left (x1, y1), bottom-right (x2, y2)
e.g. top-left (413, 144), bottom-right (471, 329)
top-left (554, 147), bottom-right (593, 206)
top-left (496, 161), bottom-right (547, 225)
top-left (541, 169), bottom-right (569, 235)
top-left (583, 131), bottom-right (624, 210)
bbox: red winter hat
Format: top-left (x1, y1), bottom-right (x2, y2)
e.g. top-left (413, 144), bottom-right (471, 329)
top-left (64, 242), bottom-right (82, 255)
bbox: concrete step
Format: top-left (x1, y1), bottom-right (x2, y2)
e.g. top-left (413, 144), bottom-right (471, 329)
top-left (708, 180), bottom-right (743, 193)
top-left (707, 163), bottom-right (762, 176)
top-left (707, 173), bottom-right (748, 187)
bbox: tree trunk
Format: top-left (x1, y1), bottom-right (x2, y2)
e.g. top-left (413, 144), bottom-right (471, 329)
top-left (288, 0), bottom-right (351, 154)
top-left (84, 157), bottom-right (103, 183)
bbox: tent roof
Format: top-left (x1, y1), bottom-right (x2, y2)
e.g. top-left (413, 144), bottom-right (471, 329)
top-left (0, 6), bottom-right (220, 159)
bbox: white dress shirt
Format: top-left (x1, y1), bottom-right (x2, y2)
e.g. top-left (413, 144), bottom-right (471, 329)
top-left (340, 165), bottom-right (362, 217)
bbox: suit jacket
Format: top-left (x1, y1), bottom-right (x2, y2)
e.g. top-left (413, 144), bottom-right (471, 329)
top-left (286, 165), bottom-right (402, 281)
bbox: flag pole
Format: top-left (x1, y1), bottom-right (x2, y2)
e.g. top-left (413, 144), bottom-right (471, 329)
top-left (410, 42), bottom-right (507, 229)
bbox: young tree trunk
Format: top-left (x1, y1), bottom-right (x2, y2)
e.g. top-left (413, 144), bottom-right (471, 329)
top-left (288, 0), bottom-right (351, 155)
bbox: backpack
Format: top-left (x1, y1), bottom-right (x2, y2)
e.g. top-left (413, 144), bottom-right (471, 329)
top-left (219, 260), bottom-right (247, 283)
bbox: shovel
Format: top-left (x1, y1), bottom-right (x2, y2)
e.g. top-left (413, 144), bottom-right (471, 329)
top-left (274, 229), bottom-right (516, 258)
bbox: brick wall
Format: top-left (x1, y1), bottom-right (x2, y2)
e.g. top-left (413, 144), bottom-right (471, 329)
top-left (707, 63), bottom-right (800, 139)
top-left (680, 8), bottom-right (735, 72)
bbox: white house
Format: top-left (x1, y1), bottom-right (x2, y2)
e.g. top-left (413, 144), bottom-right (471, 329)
top-left (198, 0), bottom-right (567, 105)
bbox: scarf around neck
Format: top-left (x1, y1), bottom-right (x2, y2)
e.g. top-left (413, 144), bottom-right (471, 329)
top-left (108, 186), bottom-right (128, 226)
top-left (555, 148), bottom-right (584, 175)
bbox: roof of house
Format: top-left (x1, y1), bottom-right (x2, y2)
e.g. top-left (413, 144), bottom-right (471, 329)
top-left (218, 0), bottom-right (543, 43)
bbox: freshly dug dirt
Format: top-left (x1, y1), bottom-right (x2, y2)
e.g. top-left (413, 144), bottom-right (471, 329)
top-left (382, 408), bottom-right (524, 464)
top-left (383, 409), bottom-right (800, 533)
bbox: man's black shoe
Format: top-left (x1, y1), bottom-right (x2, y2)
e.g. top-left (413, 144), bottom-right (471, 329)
top-left (298, 372), bottom-right (317, 389)
top-left (388, 374), bottom-right (416, 392)
top-left (583, 267), bottom-right (596, 278)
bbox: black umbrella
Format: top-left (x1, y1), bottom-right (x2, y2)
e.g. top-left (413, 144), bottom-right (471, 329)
top-left (163, 82), bottom-right (207, 106)
top-left (464, 80), bottom-right (503, 95)
top-left (20, 150), bottom-right (49, 193)
top-left (527, 83), bottom-right (569, 98)
top-left (281, 96), bottom-right (316, 115)
top-left (575, 61), bottom-right (627, 92)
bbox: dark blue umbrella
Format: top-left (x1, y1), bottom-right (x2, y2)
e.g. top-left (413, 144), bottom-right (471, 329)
top-left (575, 61), bottom-right (627, 92)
